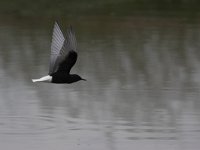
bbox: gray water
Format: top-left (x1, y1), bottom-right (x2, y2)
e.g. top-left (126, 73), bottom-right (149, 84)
top-left (0, 16), bottom-right (200, 150)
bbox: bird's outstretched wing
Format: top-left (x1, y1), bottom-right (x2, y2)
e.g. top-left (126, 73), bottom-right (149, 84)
top-left (53, 26), bottom-right (78, 74)
top-left (49, 22), bottom-right (65, 75)
top-left (56, 50), bottom-right (77, 74)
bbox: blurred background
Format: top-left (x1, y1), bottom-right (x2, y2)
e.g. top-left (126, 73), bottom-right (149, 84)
top-left (0, 1), bottom-right (200, 150)
top-left (0, 0), bottom-right (200, 17)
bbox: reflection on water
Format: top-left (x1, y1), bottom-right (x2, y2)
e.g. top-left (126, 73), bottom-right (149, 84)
top-left (0, 16), bottom-right (200, 150)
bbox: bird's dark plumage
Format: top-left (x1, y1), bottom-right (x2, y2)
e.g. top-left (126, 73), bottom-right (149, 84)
top-left (56, 50), bottom-right (77, 74)
top-left (32, 21), bottom-right (86, 84)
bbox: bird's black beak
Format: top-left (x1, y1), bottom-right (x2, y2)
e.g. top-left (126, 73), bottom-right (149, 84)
top-left (81, 78), bottom-right (87, 81)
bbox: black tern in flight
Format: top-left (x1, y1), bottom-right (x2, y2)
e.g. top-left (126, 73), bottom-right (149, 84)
top-left (32, 22), bottom-right (86, 84)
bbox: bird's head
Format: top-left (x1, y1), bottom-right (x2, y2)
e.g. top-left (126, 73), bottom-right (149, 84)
top-left (73, 74), bottom-right (86, 82)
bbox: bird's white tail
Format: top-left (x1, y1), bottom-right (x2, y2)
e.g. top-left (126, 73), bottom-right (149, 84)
top-left (32, 79), bottom-right (38, 82)
top-left (32, 75), bottom-right (52, 83)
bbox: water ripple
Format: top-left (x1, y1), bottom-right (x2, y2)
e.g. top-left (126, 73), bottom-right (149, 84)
top-left (0, 114), bottom-right (55, 136)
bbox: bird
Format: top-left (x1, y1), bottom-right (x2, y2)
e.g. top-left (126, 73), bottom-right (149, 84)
top-left (32, 21), bottom-right (86, 84)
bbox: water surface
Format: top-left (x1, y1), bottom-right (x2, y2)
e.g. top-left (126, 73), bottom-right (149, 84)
top-left (0, 16), bottom-right (200, 150)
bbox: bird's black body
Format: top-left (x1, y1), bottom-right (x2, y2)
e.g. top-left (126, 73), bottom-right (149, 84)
top-left (50, 50), bottom-right (85, 84)
top-left (32, 22), bottom-right (86, 84)
top-left (51, 73), bottom-right (84, 84)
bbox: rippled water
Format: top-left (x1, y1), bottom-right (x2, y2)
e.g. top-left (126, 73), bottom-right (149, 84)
top-left (0, 16), bottom-right (200, 150)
